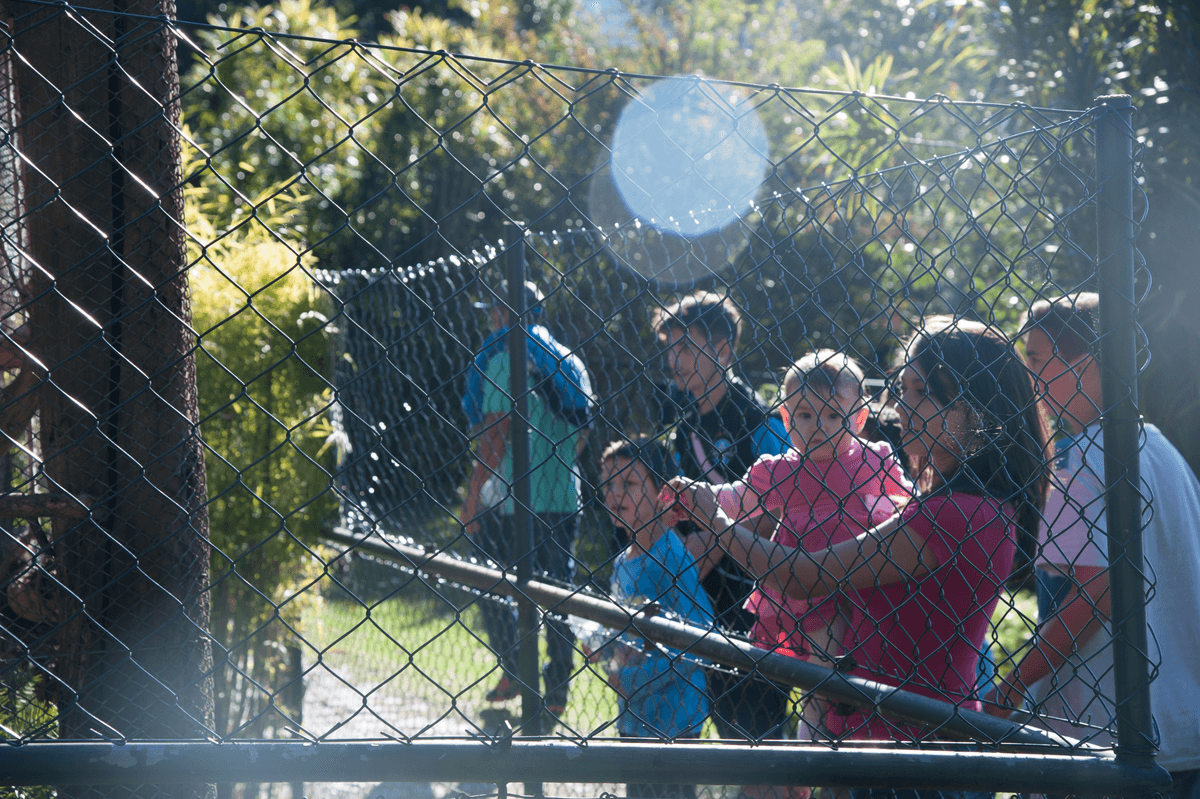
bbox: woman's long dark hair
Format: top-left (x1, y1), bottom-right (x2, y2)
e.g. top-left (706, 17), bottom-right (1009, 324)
top-left (904, 316), bottom-right (1050, 576)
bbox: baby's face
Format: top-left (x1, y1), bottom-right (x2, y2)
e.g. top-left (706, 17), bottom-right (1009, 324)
top-left (781, 383), bottom-right (863, 460)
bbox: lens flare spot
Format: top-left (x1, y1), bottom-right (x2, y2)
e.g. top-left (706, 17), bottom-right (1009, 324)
top-left (610, 77), bottom-right (768, 238)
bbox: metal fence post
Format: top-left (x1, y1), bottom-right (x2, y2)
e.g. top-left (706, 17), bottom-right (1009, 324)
top-left (506, 237), bottom-right (544, 789)
top-left (1095, 93), bottom-right (1155, 766)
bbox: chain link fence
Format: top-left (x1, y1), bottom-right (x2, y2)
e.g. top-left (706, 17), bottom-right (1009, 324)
top-left (0, 2), bottom-right (1173, 798)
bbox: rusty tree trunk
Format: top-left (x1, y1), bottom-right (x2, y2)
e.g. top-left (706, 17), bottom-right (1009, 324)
top-left (9, 0), bottom-right (213, 792)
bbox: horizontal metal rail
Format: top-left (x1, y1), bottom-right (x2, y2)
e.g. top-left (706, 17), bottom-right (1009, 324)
top-left (328, 530), bottom-right (1082, 749)
top-left (0, 740), bottom-right (1171, 793)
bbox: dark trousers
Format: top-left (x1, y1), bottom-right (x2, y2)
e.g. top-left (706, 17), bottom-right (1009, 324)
top-left (475, 509), bottom-right (578, 707)
top-left (706, 667), bottom-right (791, 741)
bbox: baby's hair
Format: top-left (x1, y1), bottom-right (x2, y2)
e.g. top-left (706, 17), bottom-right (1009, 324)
top-left (784, 349), bottom-right (866, 406)
top-left (601, 436), bottom-right (673, 489)
top-left (1020, 292), bottom-right (1099, 362)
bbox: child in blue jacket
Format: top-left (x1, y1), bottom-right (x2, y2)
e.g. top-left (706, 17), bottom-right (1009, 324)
top-left (598, 437), bottom-right (714, 799)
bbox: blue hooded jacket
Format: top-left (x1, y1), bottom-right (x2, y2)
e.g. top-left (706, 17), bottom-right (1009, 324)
top-left (463, 324), bottom-right (595, 431)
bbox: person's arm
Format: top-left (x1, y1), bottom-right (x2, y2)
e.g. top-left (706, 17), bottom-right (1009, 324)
top-left (986, 565), bottom-right (1109, 717)
top-left (463, 412), bottom-right (509, 536)
top-left (711, 480), bottom-right (761, 522)
top-left (681, 478), bottom-right (773, 580)
top-left (718, 479), bottom-right (781, 538)
top-left (683, 530), bottom-right (721, 580)
top-left (668, 478), bottom-right (941, 600)
top-left (749, 509), bottom-right (780, 538)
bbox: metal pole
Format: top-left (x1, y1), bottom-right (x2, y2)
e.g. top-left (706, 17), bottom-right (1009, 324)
top-left (285, 645), bottom-right (305, 799)
top-left (1094, 93), bottom-right (1155, 766)
top-left (0, 741), bottom-right (1171, 794)
top-left (328, 530), bottom-right (1082, 749)
top-left (505, 236), bottom-right (543, 797)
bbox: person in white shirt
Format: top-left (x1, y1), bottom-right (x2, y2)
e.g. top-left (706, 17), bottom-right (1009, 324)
top-left (988, 292), bottom-right (1200, 797)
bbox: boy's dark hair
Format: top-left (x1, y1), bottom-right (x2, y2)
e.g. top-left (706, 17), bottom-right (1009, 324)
top-left (654, 291), bottom-right (743, 350)
top-left (601, 436), bottom-right (672, 489)
top-left (1022, 292), bottom-right (1099, 361)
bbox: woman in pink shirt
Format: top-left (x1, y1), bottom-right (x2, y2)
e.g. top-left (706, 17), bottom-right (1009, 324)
top-left (696, 350), bottom-right (913, 740)
top-left (667, 317), bottom-right (1049, 752)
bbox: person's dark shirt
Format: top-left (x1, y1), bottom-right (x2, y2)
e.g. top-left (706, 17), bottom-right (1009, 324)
top-left (658, 375), bottom-right (788, 634)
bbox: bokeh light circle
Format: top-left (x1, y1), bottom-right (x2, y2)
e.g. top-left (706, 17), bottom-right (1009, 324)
top-left (609, 77), bottom-right (769, 238)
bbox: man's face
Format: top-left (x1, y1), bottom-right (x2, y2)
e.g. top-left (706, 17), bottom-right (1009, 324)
top-left (1023, 328), bottom-right (1089, 417)
top-left (665, 327), bottom-right (729, 402)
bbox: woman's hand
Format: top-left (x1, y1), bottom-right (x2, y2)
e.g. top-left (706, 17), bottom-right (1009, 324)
top-left (659, 476), bottom-right (724, 528)
top-left (658, 477), bottom-right (697, 516)
top-left (687, 486), bottom-right (734, 533)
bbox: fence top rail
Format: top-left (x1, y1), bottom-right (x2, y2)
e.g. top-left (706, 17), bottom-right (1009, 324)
top-left (0, 740), bottom-right (1173, 794)
top-left (327, 528), bottom-right (1090, 752)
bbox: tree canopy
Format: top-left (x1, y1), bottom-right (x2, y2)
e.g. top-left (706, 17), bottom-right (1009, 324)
top-left (181, 0), bottom-right (1198, 460)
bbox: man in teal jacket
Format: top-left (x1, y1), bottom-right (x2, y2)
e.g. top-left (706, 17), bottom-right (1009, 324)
top-left (462, 281), bottom-right (593, 718)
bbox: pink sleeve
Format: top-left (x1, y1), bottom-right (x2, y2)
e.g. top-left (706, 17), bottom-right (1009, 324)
top-left (714, 481), bottom-right (762, 519)
top-left (746, 456), bottom-right (789, 515)
top-left (870, 442), bottom-right (914, 497)
top-left (712, 457), bottom-right (782, 520)
top-left (902, 495), bottom-right (1011, 570)
top-left (882, 455), bottom-right (914, 498)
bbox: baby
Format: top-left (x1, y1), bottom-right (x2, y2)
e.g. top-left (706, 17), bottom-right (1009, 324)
top-left (669, 350), bottom-right (912, 739)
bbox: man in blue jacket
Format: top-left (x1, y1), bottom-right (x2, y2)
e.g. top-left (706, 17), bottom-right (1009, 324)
top-left (462, 281), bottom-right (594, 720)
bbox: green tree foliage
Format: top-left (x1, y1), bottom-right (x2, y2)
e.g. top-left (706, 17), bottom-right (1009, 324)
top-left (187, 146), bottom-right (336, 739)
top-left (984, 0), bottom-right (1200, 472)
top-left (180, 0), bottom-right (1136, 475)
top-left (184, 0), bottom-right (597, 269)
top-left (184, 1), bottom-right (389, 229)
top-left (181, 0), bottom-right (1105, 495)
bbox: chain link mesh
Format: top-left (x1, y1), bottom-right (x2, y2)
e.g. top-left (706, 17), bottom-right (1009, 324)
top-left (0, 2), bottom-right (1169, 797)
